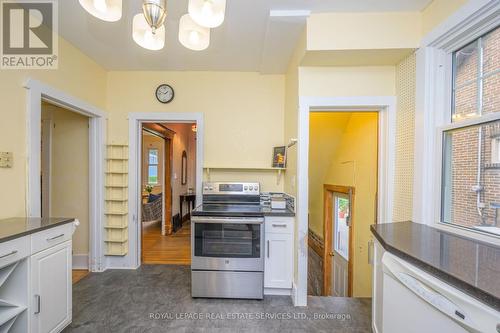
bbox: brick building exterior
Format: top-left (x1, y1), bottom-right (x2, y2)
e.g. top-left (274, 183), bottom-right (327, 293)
top-left (447, 27), bottom-right (500, 228)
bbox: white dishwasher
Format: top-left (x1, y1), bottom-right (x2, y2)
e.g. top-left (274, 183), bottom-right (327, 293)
top-left (382, 252), bottom-right (500, 333)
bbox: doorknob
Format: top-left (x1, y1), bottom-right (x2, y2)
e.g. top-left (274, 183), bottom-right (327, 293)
top-left (328, 251), bottom-right (334, 257)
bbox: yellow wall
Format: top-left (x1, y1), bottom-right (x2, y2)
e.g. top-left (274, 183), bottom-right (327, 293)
top-left (299, 66), bottom-right (396, 97)
top-left (321, 112), bottom-right (379, 297)
top-left (421, 0), bottom-right (468, 36)
top-left (41, 103), bottom-right (90, 256)
top-left (308, 113), bottom-right (352, 236)
top-left (106, 71), bottom-right (285, 192)
top-left (307, 12), bottom-right (421, 51)
top-left (0, 37), bottom-right (107, 220)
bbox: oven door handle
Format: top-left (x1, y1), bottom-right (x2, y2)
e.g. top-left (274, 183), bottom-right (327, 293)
top-left (191, 217), bottom-right (264, 224)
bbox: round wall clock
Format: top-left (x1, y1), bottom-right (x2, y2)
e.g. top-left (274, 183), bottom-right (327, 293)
top-left (155, 84), bottom-right (174, 104)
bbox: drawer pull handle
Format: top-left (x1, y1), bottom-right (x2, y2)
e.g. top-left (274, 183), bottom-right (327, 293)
top-left (0, 250), bottom-right (18, 259)
top-left (272, 224), bottom-right (287, 227)
top-left (34, 294), bottom-right (41, 314)
top-left (267, 240), bottom-right (270, 258)
top-left (46, 233), bottom-right (65, 241)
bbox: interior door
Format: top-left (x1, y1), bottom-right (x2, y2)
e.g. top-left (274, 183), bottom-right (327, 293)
top-left (331, 194), bottom-right (350, 297)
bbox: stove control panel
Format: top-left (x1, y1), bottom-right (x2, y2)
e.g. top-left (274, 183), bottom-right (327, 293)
top-left (203, 182), bottom-right (260, 195)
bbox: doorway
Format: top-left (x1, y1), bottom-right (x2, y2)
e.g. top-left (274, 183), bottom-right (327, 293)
top-left (40, 101), bottom-right (91, 283)
top-left (306, 111), bottom-right (379, 298)
top-left (140, 122), bottom-right (197, 265)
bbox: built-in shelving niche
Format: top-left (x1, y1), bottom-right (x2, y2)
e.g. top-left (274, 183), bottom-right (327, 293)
top-left (0, 259), bottom-right (28, 333)
top-left (105, 144), bottom-right (129, 256)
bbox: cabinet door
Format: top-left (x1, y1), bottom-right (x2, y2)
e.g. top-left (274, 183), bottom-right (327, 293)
top-left (30, 241), bottom-right (72, 333)
top-left (264, 233), bottom-right (292, 289)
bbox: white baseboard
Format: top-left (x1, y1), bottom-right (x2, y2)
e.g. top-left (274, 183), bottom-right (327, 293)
top-left (72, 254), bottom-right (89, 270)
top-left (264, 288), bottom-right (292, 296)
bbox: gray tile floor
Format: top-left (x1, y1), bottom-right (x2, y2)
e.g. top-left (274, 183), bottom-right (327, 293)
top-left (64, 265), bottom-right (372, 333)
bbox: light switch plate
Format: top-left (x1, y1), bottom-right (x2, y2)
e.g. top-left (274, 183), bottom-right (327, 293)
top-left (0, 152), bottom-right (13, 168)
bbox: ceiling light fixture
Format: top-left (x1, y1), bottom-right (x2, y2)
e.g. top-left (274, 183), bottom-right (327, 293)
top-left (178, 14), bottom-right (210, 51)
top-left (142, 0), bottom-right (168, 32)
top-left (132, 14), bottom-right (166, 51)
top-left (79, 0), bottom-right (122, 22)
top-left (79, 0), bottom-right (226, 52)
top-left (188, 0), bottom-right (226, 28)
top-left (132, 0), bottom-right (167, 50)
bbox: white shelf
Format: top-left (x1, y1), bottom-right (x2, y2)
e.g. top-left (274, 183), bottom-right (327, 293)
top-left (0, 315), bottom-right (18, 333)
top-left (203, 166), bottom-right (286, 170)
top-left (203, 166), bottom-right (286, 185)
top-left (105, 211), bottom-right (128, 216)
top-left (0, 306), bottom-right (26, 327)
top-left (0, 263), bottom-right (17, 289)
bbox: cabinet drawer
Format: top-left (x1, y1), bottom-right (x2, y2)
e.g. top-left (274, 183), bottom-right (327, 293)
top-left (0, 236), bottom-right (29, 268)
top-left (265, 217), bottom-right (293, 234)
top-left (31, 223), bottom-right (73, 254)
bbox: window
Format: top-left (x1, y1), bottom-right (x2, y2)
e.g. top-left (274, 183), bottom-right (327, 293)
top-left (147, 149), bottom-right (158, 184)
top-left (441, 27), bottom-right (500, 235)
top-left (452, 27), bottom-right (500, 122)
top-left (492, 136), bottom-right (500, 164)
top-left (333, 196), bottom-right (349, 260)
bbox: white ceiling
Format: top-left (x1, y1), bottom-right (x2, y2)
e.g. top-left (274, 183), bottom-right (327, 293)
top-left (59, 0), bottom-right (432, 73)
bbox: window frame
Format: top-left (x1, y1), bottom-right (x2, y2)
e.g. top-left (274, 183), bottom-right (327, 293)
top-left (147, 148), bottom-right (159, 185)
top-left (333, 193), bottom-right (350, 261)
top-left (415, 1), bottom-right (500, 244)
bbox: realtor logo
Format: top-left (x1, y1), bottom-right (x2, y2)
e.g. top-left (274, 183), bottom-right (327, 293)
top-left (1, 0), bottom-right (58, 69)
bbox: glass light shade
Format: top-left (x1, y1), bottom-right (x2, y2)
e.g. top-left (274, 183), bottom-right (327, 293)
top-left (188, 0), bottom-right (226, 28)
top-left (132, 14), bottom-right (165, 51)
top-left (79, 0), bottom-right (122, 22)
top-left (179, 14), bottom-right (210, 51)
top-left (142, 0), bottom-right (167, 31)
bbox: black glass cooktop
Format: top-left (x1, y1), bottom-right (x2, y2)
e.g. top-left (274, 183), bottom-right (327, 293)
top-left (192, 204), bottom-right (264, 217)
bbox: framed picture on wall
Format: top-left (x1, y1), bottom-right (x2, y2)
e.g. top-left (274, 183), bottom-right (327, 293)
top-left (272, 146), bottom-right (287, 168)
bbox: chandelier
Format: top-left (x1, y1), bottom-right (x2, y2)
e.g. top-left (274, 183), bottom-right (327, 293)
top-left (78, 0), bottom-right (227, 51)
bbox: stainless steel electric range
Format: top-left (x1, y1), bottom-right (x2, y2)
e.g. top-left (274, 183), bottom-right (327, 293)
top-left (191, 182), bottom-right (264, 299)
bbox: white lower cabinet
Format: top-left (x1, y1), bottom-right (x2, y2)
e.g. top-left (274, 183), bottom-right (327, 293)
top-left (0, 222), bottom-right (74, 333)
top-left (264, 217), bottom-right (294, 294)
top-left (30, 240), bottom-right (72, 333)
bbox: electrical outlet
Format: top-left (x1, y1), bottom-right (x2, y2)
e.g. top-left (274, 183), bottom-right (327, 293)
top-left (0, 152), bottom-right (13, 168)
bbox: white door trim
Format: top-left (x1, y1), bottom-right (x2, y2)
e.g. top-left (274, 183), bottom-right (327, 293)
top-left (296, 95), bottom-right (396, 306)
top-left (24, 78), bottom-right (107, 272)
top-left (127, 112), bottom-right (204, 269)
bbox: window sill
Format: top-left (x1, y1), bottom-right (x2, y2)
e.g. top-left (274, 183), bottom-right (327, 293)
top-left (434, 222), bottom-right (500, 246)
top-left (484, 163), bottom-right (500, 169)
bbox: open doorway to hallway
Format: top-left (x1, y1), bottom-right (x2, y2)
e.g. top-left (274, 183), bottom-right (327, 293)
top-left (307, 112), bottom-right (378, 297)
top-left (40, 101), bottom-right (91, 284)
top-left (140, 122), bottom-right (197, 265)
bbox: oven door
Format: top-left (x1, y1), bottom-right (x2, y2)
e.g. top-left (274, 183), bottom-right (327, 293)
top-left (191, 216), bottom-right (264, 272)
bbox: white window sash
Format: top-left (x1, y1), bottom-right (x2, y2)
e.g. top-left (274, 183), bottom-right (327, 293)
top-left (414, 0), bottom-right (500, 243)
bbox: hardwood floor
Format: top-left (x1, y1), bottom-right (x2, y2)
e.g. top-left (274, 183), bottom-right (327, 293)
top-left (142, 220), bottom-right (191, 265)
top-left (72, 270), bottom-right (89, 284)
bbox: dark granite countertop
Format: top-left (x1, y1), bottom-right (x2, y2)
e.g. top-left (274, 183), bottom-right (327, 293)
top-left (0, 217), bottom-right (75, 243)
top-left (371, 221), bottom-right (500, 311)
top-left (192, 204), bottom-right (295, 217)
